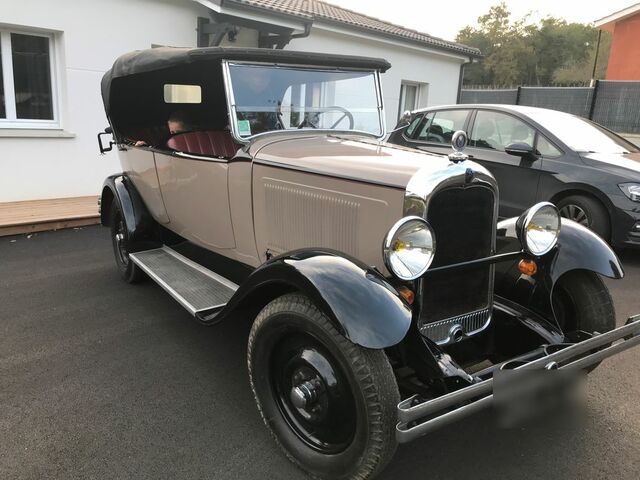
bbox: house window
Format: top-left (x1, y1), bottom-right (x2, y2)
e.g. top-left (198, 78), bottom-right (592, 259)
top-left (398, 81), bottom-right (428, 120)
top-left (0, 29), bottom-right (58, 128)
top-left (399, 82), bottom-right (418, 119)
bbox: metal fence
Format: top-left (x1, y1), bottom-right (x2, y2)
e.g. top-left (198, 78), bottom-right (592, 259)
top-left (460, 81), bottom-right (640, 134)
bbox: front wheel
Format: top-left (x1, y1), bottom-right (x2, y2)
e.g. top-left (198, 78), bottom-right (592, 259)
top-left (248, 293), bottom-right (400, 480)
top-left (557, 195), bottom-right (610, 241)
top-left (552, 270), bottom-right (616, 372)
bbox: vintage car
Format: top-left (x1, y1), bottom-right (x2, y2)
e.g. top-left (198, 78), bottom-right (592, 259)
top-left (98, 47), bottom-right (640, 479)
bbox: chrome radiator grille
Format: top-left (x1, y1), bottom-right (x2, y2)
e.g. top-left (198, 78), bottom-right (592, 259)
top-left (419, 308), bottom-right (492, 345)
top-left (419, 185), bottom-right (495, 345)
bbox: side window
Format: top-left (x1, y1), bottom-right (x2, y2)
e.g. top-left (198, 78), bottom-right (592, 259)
top-left (404, 115), bottom-right (422, 137)
top-left (414, 113), bottom-right (433, 140)
top-left (418, 110), bottom-right (469, 143)
top-left (536, 134), bottom-right (562, 157)
top-left (470, 111), bottom-right (535, 152)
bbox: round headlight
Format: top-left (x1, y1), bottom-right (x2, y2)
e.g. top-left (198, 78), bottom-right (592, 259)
top-left (383, 216), bottom-right (435, 280)
top-left (519, 202), bottom-right (561, 256)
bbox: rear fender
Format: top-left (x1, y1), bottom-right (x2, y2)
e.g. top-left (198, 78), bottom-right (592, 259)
top-left (100, 174), bottom-right (154, 243)
top-left (218, 249), bottom-right (413, 349)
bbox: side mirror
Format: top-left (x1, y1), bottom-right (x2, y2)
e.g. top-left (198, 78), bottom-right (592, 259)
top-left (388, 111), bottom-right (413, 135)
top-left (505, 142), bottom-right (535, 158)
top-left (399, 110), bottom-right (412, 126)
top-left (97, 126), bottom-right (114, 154)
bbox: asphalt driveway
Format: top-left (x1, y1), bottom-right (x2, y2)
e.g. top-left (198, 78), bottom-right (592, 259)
top-left (1, 226), bottom-right (639, 479)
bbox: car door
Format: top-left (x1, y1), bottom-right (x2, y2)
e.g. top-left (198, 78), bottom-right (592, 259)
top-left (465, 110), bottom-right (542, 218)
top-left (154, 151), bottom-right (236, 250)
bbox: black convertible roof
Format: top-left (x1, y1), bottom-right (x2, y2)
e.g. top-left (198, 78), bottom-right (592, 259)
top-left (101, 46), bottom-right (391, 112)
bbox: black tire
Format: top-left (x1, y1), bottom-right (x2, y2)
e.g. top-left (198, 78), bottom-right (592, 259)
top-left (248, 293), bottom-right (399, 480)
top-left (109, 199), bottom-right (145, 283)
top-left (552, 270), bottom-right (616, 372)
top-left (557, 195), bottom-right (610, 241)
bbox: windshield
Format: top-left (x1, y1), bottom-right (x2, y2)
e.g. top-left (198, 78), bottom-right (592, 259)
top-left (226, 63), bottom-right (383, 139)
top-left (527, 109), bottom-right (639, 154)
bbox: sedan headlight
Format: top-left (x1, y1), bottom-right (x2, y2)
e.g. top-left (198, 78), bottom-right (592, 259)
top-left (517, 202), bottom-right (561, 256)
top-left (383, 216), bottom-right (435, 280)
top-left (619, 183), bottom-right (640, 202)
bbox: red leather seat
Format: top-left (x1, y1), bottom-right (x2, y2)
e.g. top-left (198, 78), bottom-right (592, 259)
top-left (166, 131), bottom-right (239, 158)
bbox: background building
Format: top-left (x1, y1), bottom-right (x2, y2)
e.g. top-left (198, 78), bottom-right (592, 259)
top-left (595, 3), bottom-right (640, 80)
top-left (0, 0), bottom-right (478, 203)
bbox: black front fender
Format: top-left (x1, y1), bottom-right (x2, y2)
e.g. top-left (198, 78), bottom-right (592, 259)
top-left (218, 249), bottom-right (412, 349)
top-left (496, 217), bottom-right (623, 322)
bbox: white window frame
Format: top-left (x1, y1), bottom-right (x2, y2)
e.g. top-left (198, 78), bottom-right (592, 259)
top-left (0, 27), bottom-right (60, 129)
top-left (398, 81), bottom-right (421, 119)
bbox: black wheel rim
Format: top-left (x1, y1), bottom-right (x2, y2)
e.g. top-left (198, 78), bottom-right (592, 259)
top-left (559, 204), bottom-right (589, 226)
top-left (114, 213), bottom-right (129, 266)
top-left (270, 332), bottom-right (357, 454)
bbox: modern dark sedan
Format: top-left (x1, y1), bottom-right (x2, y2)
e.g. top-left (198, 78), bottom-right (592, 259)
top-left (387, 104), bottom-right (640, 248)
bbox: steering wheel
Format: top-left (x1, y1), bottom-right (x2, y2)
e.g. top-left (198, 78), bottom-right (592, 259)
top-left (297, 106), bottom-right (354, 130)
top-left (426, 133), bottom-right (445, 143)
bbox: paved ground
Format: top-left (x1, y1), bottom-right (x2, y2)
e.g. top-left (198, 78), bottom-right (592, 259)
top-left (1, 226), bottom-right (639, 480)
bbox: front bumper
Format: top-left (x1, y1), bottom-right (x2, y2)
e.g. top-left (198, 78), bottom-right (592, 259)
top-left (396, 314), bottom-right (640, 443)
top-left (610, 197), bottom-right (640, 247)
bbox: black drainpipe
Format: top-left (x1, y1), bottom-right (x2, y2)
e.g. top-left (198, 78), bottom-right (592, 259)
top-left (456, 58), bottom-right (473, 104)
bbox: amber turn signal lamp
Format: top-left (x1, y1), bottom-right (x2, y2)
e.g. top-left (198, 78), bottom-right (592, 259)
top-left (519, 259), bottom-right (538, 276)
top-left (398, 286), bottom-right (415, 304)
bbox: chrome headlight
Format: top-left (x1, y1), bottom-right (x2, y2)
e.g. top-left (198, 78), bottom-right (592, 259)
top-left (383, 216), bottom-right (435, 280)
top-left (517, 202), bottom-right (561, 256)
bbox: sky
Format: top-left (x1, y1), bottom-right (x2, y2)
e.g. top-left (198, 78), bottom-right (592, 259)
top-left (326, 0), bottom-right (636, 41)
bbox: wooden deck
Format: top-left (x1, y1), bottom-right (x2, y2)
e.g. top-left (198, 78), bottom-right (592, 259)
top-left (0, 196), bottom-right (100, 237)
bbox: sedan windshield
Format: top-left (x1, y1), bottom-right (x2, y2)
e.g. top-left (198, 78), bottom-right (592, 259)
top-left (226, 63), bottom-right (383, 139)
top-left (527, 109), bottom-right (639, 154)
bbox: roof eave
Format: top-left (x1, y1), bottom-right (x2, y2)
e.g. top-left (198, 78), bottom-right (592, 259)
top-left (594, 2), bottom-right (640, 31)
top-left (217, 0), bottom-right (480, 59)
top-left (315, 18), bottom-right (481, 59)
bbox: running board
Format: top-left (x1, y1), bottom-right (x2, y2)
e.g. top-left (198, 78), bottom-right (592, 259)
top-left (129, 246), bottom-right (238, 318)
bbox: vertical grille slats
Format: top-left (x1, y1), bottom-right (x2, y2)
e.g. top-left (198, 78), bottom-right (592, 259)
top-left (419, 186), bottom-right (496, 345)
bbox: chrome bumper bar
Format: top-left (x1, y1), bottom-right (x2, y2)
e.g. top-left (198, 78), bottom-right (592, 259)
top-left (396, 314), bottom-right (640, 443)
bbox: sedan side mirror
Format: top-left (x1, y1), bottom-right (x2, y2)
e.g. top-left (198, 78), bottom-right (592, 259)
top-left (505, 142), bottom-right (535, 159)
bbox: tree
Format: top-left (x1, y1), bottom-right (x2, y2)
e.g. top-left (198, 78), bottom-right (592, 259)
top-left (456, 2), bottom-right (609, 86)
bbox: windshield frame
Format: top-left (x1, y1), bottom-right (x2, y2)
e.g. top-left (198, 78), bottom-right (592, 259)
top-left (222, 60), bottom-right (386, 144)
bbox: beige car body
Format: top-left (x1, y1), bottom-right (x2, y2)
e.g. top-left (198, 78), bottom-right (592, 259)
top-left (119, 133), bottom-right (444, 273)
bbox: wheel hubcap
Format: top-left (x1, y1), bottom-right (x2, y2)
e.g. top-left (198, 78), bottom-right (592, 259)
top-left (271, 334), bottom-right (357, 453)
top-left (114, 217), bottom-right (129, 266)
top-left (290, 378), bottom-right (321, 410)
top-left (559, 204), bottom-right (589, 226)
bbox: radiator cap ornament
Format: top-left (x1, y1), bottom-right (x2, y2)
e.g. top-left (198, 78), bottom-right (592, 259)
top-left (449, 130), bottom-right (469, 163)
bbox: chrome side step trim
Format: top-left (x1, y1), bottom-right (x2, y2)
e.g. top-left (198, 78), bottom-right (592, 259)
top-left (129, 246), bottom-right (238, 316)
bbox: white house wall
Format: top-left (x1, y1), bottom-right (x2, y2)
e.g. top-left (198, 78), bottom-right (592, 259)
top-left (0, 0), bottom-right (208, 202)
top-left (0, 0), bottom-right (466, 202)
top-left (288, 27), bottom-right (465, 129)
